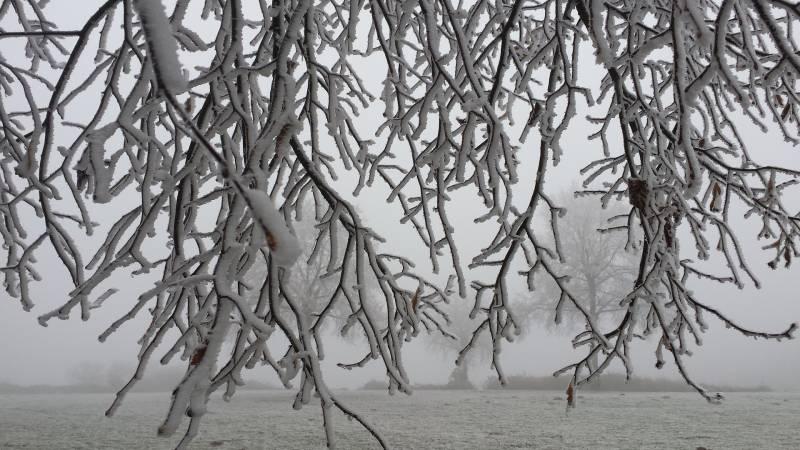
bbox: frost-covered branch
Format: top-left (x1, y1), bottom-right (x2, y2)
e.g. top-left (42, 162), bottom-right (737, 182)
top-left (1, 0), bottom-right (799, 447)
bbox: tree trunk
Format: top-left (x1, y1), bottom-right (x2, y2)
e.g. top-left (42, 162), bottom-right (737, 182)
top-left (586, 279), bottom-right (601, 387)
top-left (446, 362), bottom-right (474, 389)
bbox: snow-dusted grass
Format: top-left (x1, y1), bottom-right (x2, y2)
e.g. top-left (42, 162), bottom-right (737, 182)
top-left (1, 390), bottom-right (797, 449)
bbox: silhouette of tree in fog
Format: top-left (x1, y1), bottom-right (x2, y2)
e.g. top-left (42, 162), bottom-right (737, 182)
top-left (423, 300), bottom-right (484, 388)
top-left (1, 1), bottom-right (799, 448)
top-left (532, 191), bottom-right (640, 372)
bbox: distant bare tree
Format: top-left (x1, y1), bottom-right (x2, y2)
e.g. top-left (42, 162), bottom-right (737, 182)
top-left (1, 1), bottom-right (799, 448)
top-left (426, 290), bottom-right (541, 388)
top-left (530, 192), bottom-right (640, 371)
top-left (422, 299), bottom-right (485, 388)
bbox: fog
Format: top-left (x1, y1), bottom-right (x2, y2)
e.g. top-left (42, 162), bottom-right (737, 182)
top-left (2, 246), bottom-right (799, 392)
top-left (1, 112), bottom-right (797, 393)
top-left (1, 1), bottom-right (799, 399)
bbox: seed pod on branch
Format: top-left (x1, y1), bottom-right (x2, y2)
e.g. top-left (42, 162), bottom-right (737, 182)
top-left (710, 182), bottom-right (723, 213)
top-left (627, 177), bottom-right (649, 212)
top-left (664, 217), bottom-right (675, 249)
top-left (190, 344), bottom-right (207, 366)
top-left (566, 382), bottom-right (575, 409)
top-left (411, 287), bottom-right (421, 313)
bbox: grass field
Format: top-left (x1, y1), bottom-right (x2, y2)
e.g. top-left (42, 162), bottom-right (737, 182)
top-left (1, 390), bottom-right (797, 449)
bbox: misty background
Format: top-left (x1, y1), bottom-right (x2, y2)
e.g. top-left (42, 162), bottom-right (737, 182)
top-left (1, 1), bottom-right (799, 395)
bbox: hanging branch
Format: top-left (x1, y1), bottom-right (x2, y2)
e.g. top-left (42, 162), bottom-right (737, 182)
top-left (1, 0), bottom-right (798, 448)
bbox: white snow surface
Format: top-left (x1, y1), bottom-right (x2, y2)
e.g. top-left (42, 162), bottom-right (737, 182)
top-left (1, 390), bottom-right (797, 449)
top-left (133, 0), bottom-right (187, 93)
top-left (244, 189), bottom-right (302, 267)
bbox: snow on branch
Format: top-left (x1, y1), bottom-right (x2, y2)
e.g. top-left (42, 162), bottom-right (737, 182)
top-left (1, 0), bottom-right (799, 448)
top-left (133, 0), bottom-right (187, 93)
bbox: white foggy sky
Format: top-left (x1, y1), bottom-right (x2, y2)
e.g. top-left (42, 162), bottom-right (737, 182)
top-left (0, 1), bottom-right (798, 393)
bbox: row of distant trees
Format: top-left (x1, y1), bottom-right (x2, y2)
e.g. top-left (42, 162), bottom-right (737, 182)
top-left (237, 191), bottom-right (635, 389)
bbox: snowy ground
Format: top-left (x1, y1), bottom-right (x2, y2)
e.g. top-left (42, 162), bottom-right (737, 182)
top-left (1, 390), bottom-right (797, 449)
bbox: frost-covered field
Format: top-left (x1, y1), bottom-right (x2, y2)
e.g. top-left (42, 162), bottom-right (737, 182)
top-left (1, 390), bottom-right (797, 449)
